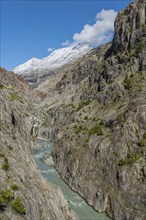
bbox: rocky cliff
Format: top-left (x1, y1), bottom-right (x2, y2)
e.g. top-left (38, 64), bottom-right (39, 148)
top-left (0, 68), bottom-right (76, 220)
top-left (111, 0), bottom-right (145, 54)
top-left (35, 0), bottom-right (146, 219)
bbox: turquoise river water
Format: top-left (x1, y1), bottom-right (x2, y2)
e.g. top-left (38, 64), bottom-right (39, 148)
top-left (32, 139), bottom-right (111, 220)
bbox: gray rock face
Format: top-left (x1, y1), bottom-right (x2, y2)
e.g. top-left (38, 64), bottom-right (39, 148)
top-left (111, 0), bottom-right (146, 55)
top-left (0, 68), bottom-right (77, 220)
top-left (34, 1), bottom-right (146, 219)
top-left (52, 94), bottom-right (146, 220)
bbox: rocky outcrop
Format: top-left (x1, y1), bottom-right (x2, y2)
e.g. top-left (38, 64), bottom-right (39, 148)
top-left (112, 0), bottom-right (146, 54)
top-left (107, 0), bottom-right (146, 73)
top-left (0, 68), bottom-right (76, 220)
top-left (35, 1), bottom-right (146, 219)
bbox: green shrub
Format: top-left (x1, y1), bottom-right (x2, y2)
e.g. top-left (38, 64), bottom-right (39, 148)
top-left (11, 185), bottom-right (19, 191)
top-left (85, 138), bottom-right (89, 143)
top-left (10, 197), bottom-right (25, 215)
top-left (139, 41), bottom-right (145, 50)
top-left (0, 189), bottom-right (13, 201)
top-left (46, 109), bottom-right (54, 118)
top-left (123, 76), bottom-right (132, 90)
top-left (88, 124), bottom-right (103, 136)
top-left (129, 49), bottom-right (137, 57)
top-left (92, 117), bottom-right (97, 122)
top-left (128, 27), bottom-right (132, 33)
top-left (116, 114), bottom-right (125, 123)
top-left (74, 124), bottom-right (89, 134)
top-left (68, 137), bottom-right (73, 141)
top-left (0, 84), bottom-right (4, 90)
top-left (0, 189), bottom-right (13, 208)
top-left (66, 149), bottom-right (72, 156)
top-left (9, 93), bottom-right (24, 103)
top-left (141, 23), bottom-right (145, 29)
top-left (130, 43), bottom-right (135, 50)
top-left (143, 132), bottom-right (146, 139)
top-left (139, 139), bottom-right (145, 147)
top-left (2, 158), bottom-right (9, 171)
top-left (76, 100), bottom-right (91, 111)
top-left (118, 153), bottom-right (141, 166)
top-left (65, 103), bottom-right (76, 108)
top-left (74, 125), bottom-right (83, 134)
top-left (84, 116), bottom-right (88, 120)
top-left (99, 119), bottom-right (105, 126)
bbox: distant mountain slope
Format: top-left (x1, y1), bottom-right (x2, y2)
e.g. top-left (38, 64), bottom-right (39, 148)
top-left (13, 43), bottom-right (92, 87)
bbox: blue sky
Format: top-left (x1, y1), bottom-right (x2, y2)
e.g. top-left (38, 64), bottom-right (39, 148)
top-left (1, 0), bottom-right (131, 70)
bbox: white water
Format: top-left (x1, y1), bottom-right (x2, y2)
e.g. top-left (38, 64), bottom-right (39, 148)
top-left (33, 139), bottom-right (111, 220)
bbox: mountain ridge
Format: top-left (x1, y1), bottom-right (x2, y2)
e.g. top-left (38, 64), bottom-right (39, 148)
top-left (13, 43), bottom-right (92, 87)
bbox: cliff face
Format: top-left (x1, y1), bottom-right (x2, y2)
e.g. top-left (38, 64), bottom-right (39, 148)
top-left (35, 0), bottom-right (146, 219)
top-left (0, 68), bottom-right (76, 220)
top-left (112, 0), bottom-right (145, 54)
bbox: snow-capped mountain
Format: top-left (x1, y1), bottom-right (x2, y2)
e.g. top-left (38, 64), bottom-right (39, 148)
top-left (13, 43), bottom-right (92, 87)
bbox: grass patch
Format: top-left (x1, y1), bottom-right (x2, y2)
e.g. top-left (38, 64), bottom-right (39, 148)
top-left (138, 132), bottom-right (146, 147)
top-left (11, 185), bottom-right (19, 191)
top-left (116, 113), bottom-right (125, 123)
top-left (9, 93), bottom-right (24, 103)
top-left (0, 189), bottom-right (13, 210)
top-left (76, 100), bottom-right (91, 111)
top-left (65, 103), bottom-right (76, 108)
top-left (128, 27), bottom-right (132, 33)
top-left (2, 157), bottom-right (9, 171)
top-left (123, 76), bottom-right (133, 90)
top-left (74, 125), bottom-right (83, 134)
top-left (46, 109), bottom-right (54, 118)
top-left (139, 41), bottom-right (145, 50)
top-left (10, 197), bottom-right (25, 215)
top-left (129, 49), bottom-right (137, 57)
top-left (118, 153), bottom-right (141, 166)
top-left (92, 117), bottom-right (97, 122)
top-left (88, 124), bottom-right (103, 136)
top-left (85, 138), bottom-right (90, 142)
top-left (143, 132), bottom-right (146, 139)
top-left (74, 123), bottom-right (103, 136)
top-left (0, 84), bottom-right (4, 90)
top-left (139, 139), bottom-right (145, 147)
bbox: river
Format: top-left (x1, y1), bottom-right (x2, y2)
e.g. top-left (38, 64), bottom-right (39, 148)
top-left (32, 139), bottom-right (111, 220)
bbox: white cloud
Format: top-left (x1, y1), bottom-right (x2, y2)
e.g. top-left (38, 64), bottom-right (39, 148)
top-left (61, 40), bottom-right (71, 47)
top-left (73, 9), bottom-right (117, 47)
top-left (47, 48), bottom-right (54, 52)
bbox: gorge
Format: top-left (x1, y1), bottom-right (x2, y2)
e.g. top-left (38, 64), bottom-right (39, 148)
top-left (0, 0), bottom-right (146, 219)
top-left (33, 139), bottom-right (110, 220)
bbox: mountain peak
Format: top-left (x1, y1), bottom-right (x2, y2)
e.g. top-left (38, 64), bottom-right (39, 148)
top-left (13, 43), bottom-right (92, 87)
